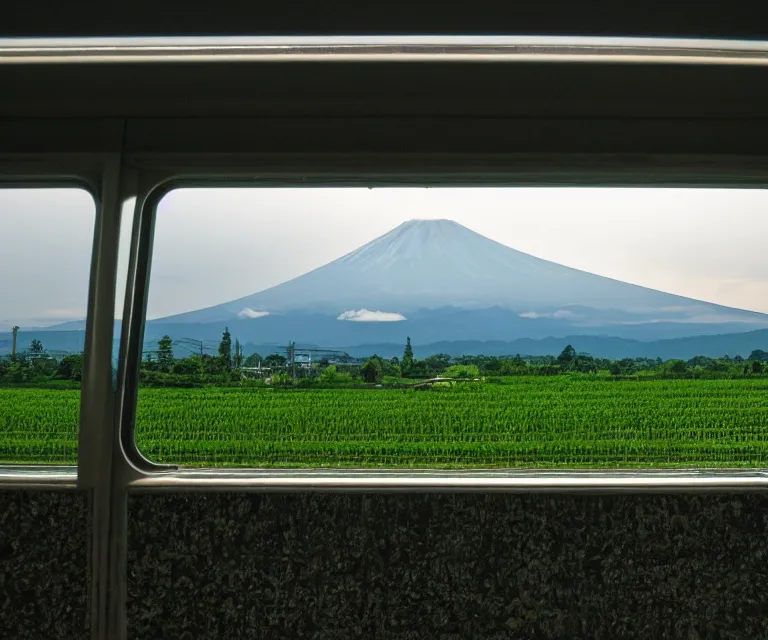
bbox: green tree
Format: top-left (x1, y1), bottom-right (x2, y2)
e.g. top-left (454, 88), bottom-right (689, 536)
top-left (364, 354), bottom-right (401, 378)
top-left (444, 364), bottom-right (480, 379)
top-left (172, 356), bottom-right (203, 376)
top-left (218, 327), bottom-right (232, 370)
top-left (423, 353), bottom-right (451, 376)
top-left (753, 360), bottom-right (764, 374)
top-left (319, 365), bottom-right (354, 385)
top-left (361, 358), bottom-right (382, 383)
top-left (202, 354), bottom-right (224, 375)
top-left (265, 353), bottom-right (287, 368)
top-left (499, 357), bottom-right (526, 376)
top-left (243, 353), bottom-right (263, 368)
top-left (4, 361), bottom-right (23, 382)
top-left (157, 335), bottom-right (174, 371)
top-left (557, 344), bottom-right (576, 368)
top-left (687, 355), bottom-right (715, 369)
top-left (29, 339), bottom-right (44, 354)
top-left (749, 349), bottom-right (768, 362)
top-left (319, 364), bottom-right (338, 382)
top-left (402, 337), bottom-right (415, 375)
top-left (664, 359), bottom-right (688, 375)
top-left (57, 353), bottom-right (84, 381)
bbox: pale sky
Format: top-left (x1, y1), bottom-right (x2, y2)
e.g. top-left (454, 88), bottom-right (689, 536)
top-left (2, 186), bottom-right (768, 329)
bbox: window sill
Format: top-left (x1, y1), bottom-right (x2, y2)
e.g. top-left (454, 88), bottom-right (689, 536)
top-left (0, 465), bottom-right (77, 489)
top-left (127, 468), bottom-right (768, 492)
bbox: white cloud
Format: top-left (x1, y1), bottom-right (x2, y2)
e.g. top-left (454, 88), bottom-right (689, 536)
top-left (337, 309), bottom-right (406, 322)
top-left (238, 308), bottom-right (270, 319)
top-left (519, 309), bottom-right (576, 320)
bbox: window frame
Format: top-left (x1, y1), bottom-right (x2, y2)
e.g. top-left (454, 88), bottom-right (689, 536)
top-left (113, 150), bottom-right (768, 490)
top-left (0, 165), bottom-right (107, 489)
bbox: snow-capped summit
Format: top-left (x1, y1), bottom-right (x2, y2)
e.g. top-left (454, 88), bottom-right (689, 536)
top-left (336, 219), bottom-right (476, 270)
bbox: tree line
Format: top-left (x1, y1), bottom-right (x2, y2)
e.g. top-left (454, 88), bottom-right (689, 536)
top-left (4, 330), bottom-right (768, 386)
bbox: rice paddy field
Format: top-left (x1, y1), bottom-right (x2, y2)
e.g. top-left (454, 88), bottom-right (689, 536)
top-left (3, 377), bottom-right (768, 467)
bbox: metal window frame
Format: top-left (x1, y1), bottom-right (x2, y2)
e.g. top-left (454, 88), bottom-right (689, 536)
top-left (5, 35), bottom-right (768, 66)
top-left (104, 149), bottom-right (768, 493)
top-left (0, 148), bottom-right (126, 640)
top-left (6, 151), bottom-right (768, 493)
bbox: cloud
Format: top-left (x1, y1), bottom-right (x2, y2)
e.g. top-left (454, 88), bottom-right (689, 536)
top-left (238, 308), bottom-right (270, 319)
top-left (519, 309), bottom-right (576, 320)
top-left (573, 313), bottom-right (768, 327)
top-left (337, 309), bottom-right (407, 322)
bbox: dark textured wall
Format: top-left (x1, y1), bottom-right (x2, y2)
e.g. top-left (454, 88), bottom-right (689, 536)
top-left (128, 493), bottom-right (768, 639)
top-left (0, 491), bottom-right (89, 640)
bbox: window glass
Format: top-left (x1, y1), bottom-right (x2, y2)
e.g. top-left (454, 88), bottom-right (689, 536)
top-left (135, 187), bottom-right (768, 468)
top-left (0, 188), bottom-right (96, 464)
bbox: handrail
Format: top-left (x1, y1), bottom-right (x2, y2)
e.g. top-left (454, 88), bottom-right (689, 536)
top-left (0, 465), bottom-right (78, 489)
top-left (2, 36), bottom-right (768, 65)
top-left (129, 468), bottom-right (768, 492)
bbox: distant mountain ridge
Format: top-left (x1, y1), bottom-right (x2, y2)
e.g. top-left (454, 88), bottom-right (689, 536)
top-left (4, 327), bottom-right (768, 362)
top-left (331, 329), bottom-right (768, 360)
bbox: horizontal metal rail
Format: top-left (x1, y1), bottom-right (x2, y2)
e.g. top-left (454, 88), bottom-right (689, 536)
top-left (128, 468), bottom-right (768, 492)
top-left (3, 36), bottom-right (768, 65)
top-left (0, 465), bottom-right (78, 489)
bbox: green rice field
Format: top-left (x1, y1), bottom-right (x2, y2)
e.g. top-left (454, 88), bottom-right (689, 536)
top-left (3, 377), bottom-right (768, 467)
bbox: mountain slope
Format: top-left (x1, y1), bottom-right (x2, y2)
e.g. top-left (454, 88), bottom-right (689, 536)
top-left (160, 219), bottom-right (767, 330)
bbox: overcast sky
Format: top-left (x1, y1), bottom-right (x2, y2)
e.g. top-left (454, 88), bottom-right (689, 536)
top-left (2, 186), bottom-right (768, 329)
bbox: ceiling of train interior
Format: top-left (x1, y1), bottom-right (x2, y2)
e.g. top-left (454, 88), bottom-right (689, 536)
top-left (2, 2), bottom-right (768, 156)
top-left (1, 1), bottom-right (765, 39)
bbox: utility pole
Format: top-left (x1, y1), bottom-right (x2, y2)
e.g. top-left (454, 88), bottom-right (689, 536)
top-left (289, 340), bottom-right (296, 384)
top-left (11, 326), bottom-right (19, 359)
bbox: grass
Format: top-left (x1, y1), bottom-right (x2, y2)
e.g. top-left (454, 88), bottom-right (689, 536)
top-left (2, 377), bottom-right (768, 467)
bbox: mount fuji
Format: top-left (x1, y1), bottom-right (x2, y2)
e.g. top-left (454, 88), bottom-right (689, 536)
top-left (154, 219), bottom-right (767, 333)
top-left (9, 219), bottom-right (768, 358)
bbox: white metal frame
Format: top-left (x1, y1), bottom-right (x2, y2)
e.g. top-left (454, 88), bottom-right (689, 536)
top-left (114, 151), bottom-right (768, 484)
top-left (4, 35), bottom-right (768, 65)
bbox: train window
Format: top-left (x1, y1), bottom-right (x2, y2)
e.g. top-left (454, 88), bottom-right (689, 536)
top-left (0, 187), bottom-right (96, 464)
top-left (132, 186), bottom-right (768, 469)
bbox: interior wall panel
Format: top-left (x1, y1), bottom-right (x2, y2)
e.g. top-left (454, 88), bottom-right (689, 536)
top-left (128, 493), bottom-right (768, 639)
top-left (0, 491), bottom-right (89, 639)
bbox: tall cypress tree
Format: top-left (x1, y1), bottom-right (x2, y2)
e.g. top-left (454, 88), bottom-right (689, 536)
top-left (157, 335), bottom-right (174, 371)
top-left (219, 327), bottom-right (232, 371)
top-left (402, 336), bottom-right (414, 375)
